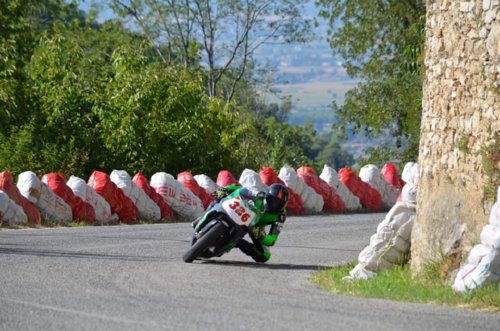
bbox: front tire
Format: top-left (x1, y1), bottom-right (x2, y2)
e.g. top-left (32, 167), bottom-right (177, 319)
top-left (182, 222), bottom-right (226, 263)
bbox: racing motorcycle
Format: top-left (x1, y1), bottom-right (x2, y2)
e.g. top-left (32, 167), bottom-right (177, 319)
top-left (182, 189), bottom-right (260, 263)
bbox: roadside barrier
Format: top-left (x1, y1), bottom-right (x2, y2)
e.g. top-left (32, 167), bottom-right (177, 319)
top-left (111, 170), bottom-right (161, 222)
top-left (42, 173), bottom-right (96, 223)
top-left (239, 169), bottom-right (268, 195)
top-left (0, 170), bottom-right (41, 225)
top-left (0, 190), bottom-right (28, 226)
top-left (17, 171), bottom-right (72, 225)
top-left (67, 175), bottom-right (117, 225)
top-left (88, 171), bottom-right (138, 223)
top-left (453, 186), bottom-right (500, 293)
top-left (259, 166), bottom-right (304, 214)
top-left (297, 166), bottom-right (345, 213)
top-left (133, 173), bottom-right (176, 221)
top-left (279, 165), bottom-right (323, 213)
top-left (320, 165), bottom-right (361, 211)
top-left (359, 164), bottom-right (400, 210)
top-left (150, 172), bottom-right (204, 221)
top-left (178, 171), bottom-right (213, 209)
top-left (2, 162), bottom-right (415, 225)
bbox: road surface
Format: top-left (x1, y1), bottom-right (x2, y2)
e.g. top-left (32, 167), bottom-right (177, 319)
top-left (0, 214), bottom-right (498, 330)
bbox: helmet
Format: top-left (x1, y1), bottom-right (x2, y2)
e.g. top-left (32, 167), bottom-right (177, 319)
top-left (264, 183), bottom-right (289, 213)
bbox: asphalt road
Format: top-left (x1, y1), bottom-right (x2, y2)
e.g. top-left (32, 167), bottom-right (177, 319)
top-left (0, 214), bottom-right (498, 330)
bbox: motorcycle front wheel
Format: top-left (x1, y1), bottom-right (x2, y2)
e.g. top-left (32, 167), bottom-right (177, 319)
top-left (182, 222), bottom-right (226, 263)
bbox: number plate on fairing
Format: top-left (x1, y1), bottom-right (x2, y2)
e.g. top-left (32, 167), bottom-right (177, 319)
top-left (221, 196), bottom-right (257, 226)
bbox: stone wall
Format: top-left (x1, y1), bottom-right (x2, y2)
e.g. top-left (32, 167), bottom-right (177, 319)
top-left (411, 0), bottom-right (499, 271)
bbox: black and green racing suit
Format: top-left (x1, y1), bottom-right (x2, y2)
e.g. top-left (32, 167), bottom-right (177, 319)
top-left (216, 185), bottom-right (286, 263)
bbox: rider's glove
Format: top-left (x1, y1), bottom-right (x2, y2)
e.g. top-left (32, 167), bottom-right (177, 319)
top-left (250, 227), bottom-right (265, 239)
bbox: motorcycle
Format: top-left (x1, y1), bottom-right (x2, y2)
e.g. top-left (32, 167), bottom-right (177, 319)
top-left (182, 189), bottom-right (260, 263)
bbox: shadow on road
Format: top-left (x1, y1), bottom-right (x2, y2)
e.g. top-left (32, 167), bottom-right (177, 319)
top-left (199, 259), bottom-right (331, 271)
top-left (278, 245), bottom-right (360, 252)
top-left (0, 247), bottom-right (173, 262)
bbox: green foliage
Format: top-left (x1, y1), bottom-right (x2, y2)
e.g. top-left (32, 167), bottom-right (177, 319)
top-left (311, 262), bottom-right (500, 313)
top-left (313, 131), bottom-right (354, 170)
top-left (97, 47), bottom-right (238, 177)
top-left (259, 118), bottom-right (314, 170)
top-left (316, 0), bottom-right (426, 164)
top-left (0, 0), bottom-right (354, 181)
top-left (0, 0), bottom-right (84, 133)
top-left (0, 0), bottom-right (38, 133)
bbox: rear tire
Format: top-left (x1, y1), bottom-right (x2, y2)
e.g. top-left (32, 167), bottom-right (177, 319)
top-left (182, 222), bottom-right (226, 263)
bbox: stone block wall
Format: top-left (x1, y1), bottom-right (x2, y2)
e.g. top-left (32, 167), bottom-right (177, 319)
top-left (411, 0), bottom-right (499, 271)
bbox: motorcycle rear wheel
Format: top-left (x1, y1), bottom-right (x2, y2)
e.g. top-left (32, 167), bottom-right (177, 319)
top-left (182, 222), bottom-right (226, 263)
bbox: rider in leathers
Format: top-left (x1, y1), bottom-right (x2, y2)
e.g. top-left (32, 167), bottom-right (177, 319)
top-left (214, 183), bottom-right (289, 262)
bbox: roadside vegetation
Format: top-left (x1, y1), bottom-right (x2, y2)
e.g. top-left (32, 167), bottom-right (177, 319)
top-left (0, 0), bottom-right (357, 182)
top-left (316, 0), bottom-right (426, 164)
top-left (311, 261), bottom-right (500, 313)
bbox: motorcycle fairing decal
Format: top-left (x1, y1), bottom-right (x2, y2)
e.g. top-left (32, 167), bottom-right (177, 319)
top-left (221, 197), bottom-right (257, 226)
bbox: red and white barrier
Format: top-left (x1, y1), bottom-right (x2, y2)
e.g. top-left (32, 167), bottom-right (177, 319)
top-left (0, 190), bottom-right (27, 226)
top-left (150, 172), bottom-right (204, 221)
top-left (278, 165), bottom-right (323, 213)
top-left (17, 171), bottom-right (72, 224)
top-left (0, 171), bottom-right (41, 225)
top-left (111, 170), bottom-right (161, 222)
top-left (67, 175), bottom-right (117, 225)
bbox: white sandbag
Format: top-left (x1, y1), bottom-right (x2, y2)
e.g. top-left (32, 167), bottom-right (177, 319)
top-left (0, 191), bottom-right (7, 215)
top-left (194, 174), bottom-right (219, 195)
top-left (67, 176), bottom-right (117, 225)
top-left (480, 224), bottom-right (500, 250)
top-left (16, 171), bottom-right (40, 204)
top-left (304, 186), bottom-right (324, 213)
top-left (401, 162), bottom-right (419, 185)
top-left (239, 169), bottom-right (268, 195)
top-left (466, 244), bottom-right (500, 271)
top-left (358, 244), bottom-right (396, 271)
top-left (343, 264), bottom-right (377, 281)
top-left (489, 186), bottom-right (500, 227)
top-left (368, 230), bottom-right (411, 264)
top-left (300, 186), bottom-right (324, 213)
top-left (313, 190), bottom-right (325, 212)
top-left (359, 164), bottom-right (400, 209)
top-left (376, 201), bottom-right (416, 241)
top-left (356, 201), bottom-right (415, 272)
top-left (320, 165), bottom-right (362, 211)
top-left (359, 164), bottom-right (383, 188)
top-left (401, 182), bottom-right (417, 204)
top-left (279, 165), bottom-right (307, 196)
top-left (453, 245), bottom-right (500, 293)
top-left (151, 172), bottom-right (204, 221)
top-left (110, 170), bottom-right (161, 222)
top-left (0, 190), bottom-right (28, 226)
top-left (278, 165), bottom-right (323, 213)
top-left (17, 171), bottom-right (72, 224)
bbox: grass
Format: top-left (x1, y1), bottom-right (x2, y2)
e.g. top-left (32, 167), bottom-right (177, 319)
top-left (311, 261), bottom-right (500, 313)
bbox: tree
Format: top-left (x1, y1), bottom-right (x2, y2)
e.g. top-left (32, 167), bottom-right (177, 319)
top-left (316, 0), bottom-right (426, 163)
top-left (314, 133), bottom-right (354, 170)
top-left (96, 45), bottom-right (240, 177)
top-left (110, 0), bottom-right (312, 102)
top-left (0, 1), bottom-right (343, 180)
top-left (0, 0), bottom-right (86, 134)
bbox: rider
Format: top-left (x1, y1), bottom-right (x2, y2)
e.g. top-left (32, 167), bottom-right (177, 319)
top-left (215, 183), bottom-right (289, 263)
